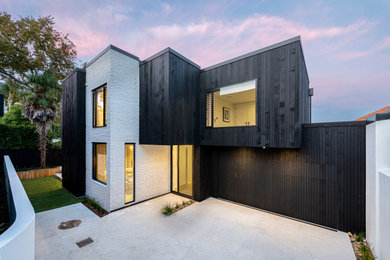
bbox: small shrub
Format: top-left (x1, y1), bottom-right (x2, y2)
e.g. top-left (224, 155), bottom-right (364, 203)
top-left (360, 244), bottom-right (375, 260)
top-left (86, 198), bottom-right (106, 214)
top-left (356, 232), bottom-right (365, 242)
top-left (161, 203), bottom-right (174, 216)
top-left (161, 200), bottom-right (195, 216)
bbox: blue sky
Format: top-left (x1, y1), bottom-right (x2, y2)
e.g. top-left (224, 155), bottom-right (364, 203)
top-left (2, 0), bottom-right (390, 122)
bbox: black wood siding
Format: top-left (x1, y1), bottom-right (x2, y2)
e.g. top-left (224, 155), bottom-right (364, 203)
top-left (0, 94), bottom-right (4, 117)
top-left (61, 69), bottom-right (86, 197)
top-left (200, 40), bottom-right (310, 148)
top-left (200, 121), bottom-right (366, 232)
top-left (140, 50), bottom-right (200, 145)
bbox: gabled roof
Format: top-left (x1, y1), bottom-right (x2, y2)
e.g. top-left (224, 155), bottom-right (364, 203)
top-left (86, 45), bottom-right (139, 68)
top-left (355, 106), bottom-right (390, 121)
top-left (140, 47), bottom-right (201, 69)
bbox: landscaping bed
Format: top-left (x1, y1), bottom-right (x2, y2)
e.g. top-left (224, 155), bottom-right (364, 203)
top-left (82, 198), bottom-right (108, 218)
top-left (349, 232), bottom-right (375, 260)
top-left (22, 176), bottom-right (84, 213)
top-left (161, 200), bottom-right (194, 216)
top-left (17, 166), bottom-right (61, 180)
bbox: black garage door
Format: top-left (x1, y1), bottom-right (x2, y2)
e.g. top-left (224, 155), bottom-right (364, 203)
top-left (202, 123), bottom-right (366, 232)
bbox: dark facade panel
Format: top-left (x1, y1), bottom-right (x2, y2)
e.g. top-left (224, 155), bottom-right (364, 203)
top-left (298, 46), bottom-right (310, 124)
top-left (200, 40), bottom-right (310, 148)
top-left (61, 69), bottom-right (86, 197)
top-left (200, 122), bottom-right (366, 232)
top-left (139, 50), bottom-right (200, 145)
top-left (0, 94), bottom-right (4, 117)
top-left (168, 53), bottom-right (200, 144)
top-left (139, 52), bottom-right (169, 144)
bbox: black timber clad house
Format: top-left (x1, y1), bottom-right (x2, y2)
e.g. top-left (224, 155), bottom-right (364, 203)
top-left (62, 36), bottom-right (366, 232)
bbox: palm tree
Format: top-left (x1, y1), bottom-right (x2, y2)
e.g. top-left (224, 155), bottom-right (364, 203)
top-left (22, 72), bottom-right (61, 168)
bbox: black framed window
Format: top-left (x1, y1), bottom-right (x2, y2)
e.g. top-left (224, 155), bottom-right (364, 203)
top-left (125, 144), bottom-right (135, 203)
top-left (93, 85), bottom-right (107, 127)
top-left (206, 80), bottom-right (257, 128)
top-left (93, 143), bottom-right (107, 184)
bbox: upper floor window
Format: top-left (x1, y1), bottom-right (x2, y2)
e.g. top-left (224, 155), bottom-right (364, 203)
top-left (206, 80), bottom-right (256, 128)
top-left (93, 85), bottom-right (107, 127)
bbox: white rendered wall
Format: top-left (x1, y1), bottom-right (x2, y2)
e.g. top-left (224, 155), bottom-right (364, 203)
top-left (86, 48), bottom-right (170, 212)
top-left (378, 169), bottom-right (390, 260)
top-left (366, 119), bottom-right (390, 259)
top-left (0, 156), bottom-right (35, 260)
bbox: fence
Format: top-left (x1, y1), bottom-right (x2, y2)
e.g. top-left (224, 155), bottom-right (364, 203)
top-left (0, 149), bottom-right (62, 170)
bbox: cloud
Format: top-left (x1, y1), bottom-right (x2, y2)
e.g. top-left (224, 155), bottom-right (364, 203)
top-left (128, 14), bottom-right (373, 67)
top-left (337, 36), bottom-right (390, 61)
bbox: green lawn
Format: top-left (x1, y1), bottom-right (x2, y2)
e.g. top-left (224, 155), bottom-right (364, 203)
top-left (22, 176), bottom-right (84, 213)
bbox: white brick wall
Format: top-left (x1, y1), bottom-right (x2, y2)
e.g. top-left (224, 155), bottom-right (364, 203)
top-left (86, 50), bottom-right (111, 211)
top-left (86, 47), bottom-right (171, 212)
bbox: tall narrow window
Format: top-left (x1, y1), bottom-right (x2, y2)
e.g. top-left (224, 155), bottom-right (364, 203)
top-left (93, 85), bottom-right (107, 127)
top-left (93, 143), bottom-right (107, 184)
top-left (125, 144), bottom-right (135, 203)
top-left (206, 92), bottom-right (213, 127)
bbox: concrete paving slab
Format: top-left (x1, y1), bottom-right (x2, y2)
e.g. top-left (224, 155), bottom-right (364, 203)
top-left (35, 194), bottom-right (355, 260)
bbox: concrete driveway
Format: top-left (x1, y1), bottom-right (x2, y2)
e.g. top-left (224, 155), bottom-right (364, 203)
top-left (35, 194), bottom-right (355, 259)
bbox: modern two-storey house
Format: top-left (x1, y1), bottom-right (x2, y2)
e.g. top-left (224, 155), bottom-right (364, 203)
top-left (62, 36), bottom-right (366, 232)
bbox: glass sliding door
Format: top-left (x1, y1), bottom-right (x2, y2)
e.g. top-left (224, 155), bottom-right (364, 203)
top-left (125, 144), bottom-right (135, 203)
top-left (172, 145), bottom-right (193, 197)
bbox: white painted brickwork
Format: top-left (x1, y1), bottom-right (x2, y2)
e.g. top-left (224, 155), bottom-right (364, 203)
top-left (86, 48), bottom-right (170, 212)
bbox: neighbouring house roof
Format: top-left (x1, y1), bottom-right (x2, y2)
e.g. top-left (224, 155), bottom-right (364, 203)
top-left (355, 106), bottom-right (390, 121)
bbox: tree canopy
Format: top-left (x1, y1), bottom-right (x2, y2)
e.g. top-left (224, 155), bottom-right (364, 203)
top-left (0, 104), bottom-right (31, 125)
top-left (0, 12), bottom-right (77, 87)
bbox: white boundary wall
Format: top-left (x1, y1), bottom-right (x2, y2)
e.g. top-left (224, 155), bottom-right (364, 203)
top-left (366, 119), bottom-right (390, 259)
top-left (0, 156), bottom-right (35, 260)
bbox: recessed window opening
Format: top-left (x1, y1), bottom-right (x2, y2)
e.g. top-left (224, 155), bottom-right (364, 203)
top-left (93, 85), bottom-right (107, 127)
top-left (93, 143), bottom-right (107, 184)
top-left (210, 80), bottom-right (256, 127)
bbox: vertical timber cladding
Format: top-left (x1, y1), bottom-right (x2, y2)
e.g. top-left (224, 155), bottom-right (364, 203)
top-left (200, 39), bottom-right (310, 148)
top-left (139, 49), bottom-right (200, 145)
top-left (61, 69), bottom-right (86, 196)
top-left (204, 122), bottom-right (366, 232)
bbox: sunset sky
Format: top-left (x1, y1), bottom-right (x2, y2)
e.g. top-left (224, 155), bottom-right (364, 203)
top-left (2, 0), bottom-right (389, 122)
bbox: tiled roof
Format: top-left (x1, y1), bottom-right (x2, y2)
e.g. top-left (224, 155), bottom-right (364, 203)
top-left (355, 106), bottom-right (390, 121)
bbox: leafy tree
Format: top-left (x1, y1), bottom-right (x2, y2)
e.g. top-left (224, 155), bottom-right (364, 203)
top-left (0, 12), bottom-right (76, 167)
top-left (0, 81), bottom-right (20, 109)
top-left (0, 104), bottom-right (31, 125)
top-left (0, 12), bottom-right (77, 86)
top-left (22, 72), bottom-right (61, 168)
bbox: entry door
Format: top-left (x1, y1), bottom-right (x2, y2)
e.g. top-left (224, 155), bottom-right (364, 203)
top-left (172, 145), bottom-right (193, 197)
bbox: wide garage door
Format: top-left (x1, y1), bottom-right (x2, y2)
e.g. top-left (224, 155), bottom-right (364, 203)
top-left (203, 123), bottom-right (366, 232)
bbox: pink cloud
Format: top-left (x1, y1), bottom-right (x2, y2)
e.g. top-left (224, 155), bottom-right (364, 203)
top-left (125, 14), bottom-right (373, 67)
top-left (337, 36), bottom-right (390, 60)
